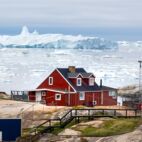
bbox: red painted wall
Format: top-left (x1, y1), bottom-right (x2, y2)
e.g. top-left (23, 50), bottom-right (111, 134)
top-left (102, 91), bottom-right (117, 105)
top-left (37, 69), bottom-right (74, 92)
top-left (69, 76), bottom-right (96, 86)
top-left (45, 91), bottom-right (68, 106)
top-left (69, 92), bottom-right (102, 106)
top-left (83, 78), bottom-right (89, 85)
top-left (69, 91), bottom-right (116, 106)
top-left (69, 78), bottom-right (76, 85)
top-left (28, 90), bottom-right (117, 106)
top-left (28, 91), bottom-right (35, 101)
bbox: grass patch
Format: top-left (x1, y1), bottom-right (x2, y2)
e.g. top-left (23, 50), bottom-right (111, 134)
top-left (72, 105), bottom-right (86, 109)
top-left (52, 119), bottom-right (77, 135)
top-left (76, 118), bottom-right (142, 137)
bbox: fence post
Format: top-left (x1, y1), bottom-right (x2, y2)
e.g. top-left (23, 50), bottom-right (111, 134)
top-left (114, 109), bottom-right (116, 117)
top-left (88, 109), bottom-right (91, 120)
top-left (102, 109), bottom-right (105, 116)
top-left (135, 109), bottom-right (137, 117)
top-left (75, 109), bottom-right (77, 123)
top-left (70, 110), bottom-right (72, 117)
top-left (126, 110), bottom-right (128, 118)
top-left (77, 117), bottom-right (80, 123)
top-left (60, 119), bottom-right (62, 126)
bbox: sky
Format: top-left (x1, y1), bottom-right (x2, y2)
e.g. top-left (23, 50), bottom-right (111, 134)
top-left (0, 0), bottom-right (142, 40)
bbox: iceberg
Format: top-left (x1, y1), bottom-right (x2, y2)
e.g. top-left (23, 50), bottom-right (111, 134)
top-left (0, 26), bottom-right (118, 50)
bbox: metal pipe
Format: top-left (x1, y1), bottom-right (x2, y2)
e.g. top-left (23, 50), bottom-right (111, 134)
top-left (138, 60), bottom-right (142, 117)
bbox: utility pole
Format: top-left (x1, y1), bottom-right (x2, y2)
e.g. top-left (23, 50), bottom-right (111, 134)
top-left (138, 60), bottom-right (142, 92)
top-left (138, 60), bottom-right (142, 115)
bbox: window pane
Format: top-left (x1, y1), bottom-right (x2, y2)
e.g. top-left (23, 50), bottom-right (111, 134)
top-left (89, 78), bottom-right (94, 86)
top-left (49, 77), bottom-right (53, 85)
top-left (79, 92), bottom-right (85, 100)
top-left (55, 94), bottom-right (61, 100)
top-left (77, 78), bottom-right (82, 86)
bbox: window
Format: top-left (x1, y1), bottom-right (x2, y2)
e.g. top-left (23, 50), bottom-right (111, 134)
top-left (89, 77), bottom-right (95, 86)
top-left (49, 77), bottom-right (53, 85)
top-left (93, 101), bottom-right (97, 105)
top-left (41, 91), bottom-right (46, 96)
top-left (79, 92), bottom-right (85, 100)
top-left (109, 91), bottom-right (116, 97)
top-left (55, 94), bottom-right (61, 100)
top-left (77, 78), bottom-right (82, 86)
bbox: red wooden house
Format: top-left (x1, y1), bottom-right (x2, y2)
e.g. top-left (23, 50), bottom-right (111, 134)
top-left (11, 66), bottom-right (117, 106)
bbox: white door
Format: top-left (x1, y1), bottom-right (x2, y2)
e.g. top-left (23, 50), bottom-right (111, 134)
top-left (36, 91), bottom-right (42, 102)
top-left (0, 131), bottom-right (2, 142)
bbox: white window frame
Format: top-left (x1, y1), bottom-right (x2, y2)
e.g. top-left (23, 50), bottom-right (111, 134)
top-left (49, 77), bottom-right (53, 85)
top-left (79, 92), bottom-right (85, 100)
top-left (89, 77), bottom-right (95, 86)
top-left (77, 78), bottom-right (82, 86)
top-left (55, 93), bottom-right (61, 100)
top-left (93, 101), bottom-right (97, 105)
top-left (41, 91), bottom-right (46, 96)
top-left (109, 91), bottom-right (116, 97)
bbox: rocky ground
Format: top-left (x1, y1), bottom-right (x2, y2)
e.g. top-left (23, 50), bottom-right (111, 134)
top-left (0, 99), bottom-right (67, 129)
top-left (1, 98), bottom-right (141, 142)
top-left (38, 124), bottom-right (142, 142)
top-left (118, 85), bottom-right (139, 95)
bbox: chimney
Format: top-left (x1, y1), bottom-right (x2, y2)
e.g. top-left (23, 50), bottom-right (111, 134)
top-left (100, 79), bottom-right (102, 87)
top-left (68, 66), bottom-right (76, 73)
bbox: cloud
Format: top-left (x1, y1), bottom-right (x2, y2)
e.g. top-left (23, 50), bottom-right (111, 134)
top-left (0, 0), bottom-right (142, 28)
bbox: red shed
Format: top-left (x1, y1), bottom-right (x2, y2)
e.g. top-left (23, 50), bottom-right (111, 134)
top-left (11, 66), bottom-right (117, 106)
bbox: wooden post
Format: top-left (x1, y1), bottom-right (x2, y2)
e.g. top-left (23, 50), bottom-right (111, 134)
top-left (135, 109), bottom-right (137, 117)
top-left (70, 110), bottom-right (72, 117)
top-left (114, 109), bottom-right (116, 117)
top-left (49, 120), bottom-right (51, 127)
top-left (88, 109), bottom-right (91, 120)
top-left (77, 117), bottom-right (80, 123)
top-left (126, 110), bottom-right (128, 117)
top-left (60, 119), bottom-right (62, 126)
top-left (102, 109), bottom-right (105, 116)
top-left (75, 109), bottom-right (77, 116)
top-left (11, 91), bottom-right (13, 100)
top-left (75, 109), bottom-right (77, 123)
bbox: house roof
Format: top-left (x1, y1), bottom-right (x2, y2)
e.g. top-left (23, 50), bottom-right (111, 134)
top-left (57, 68), bottom-right (116, 92)
top-left (68, 72), bottom-right (94, 78)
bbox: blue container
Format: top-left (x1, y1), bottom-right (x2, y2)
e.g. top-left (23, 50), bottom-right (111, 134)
top-left (0, 119), bottom-right (21, 141)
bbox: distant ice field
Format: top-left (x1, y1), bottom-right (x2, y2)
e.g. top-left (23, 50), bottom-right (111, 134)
top-left (0, 45), bottom-right (141, 93)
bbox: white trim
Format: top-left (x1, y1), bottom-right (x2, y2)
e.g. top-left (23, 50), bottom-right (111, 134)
top-left (88, 73), bottom-right (95, 78)
top-left (77, 78), bottom-right (82, 86)
top-left (55, 93), bottom-right (61, 100)
top-left (68, 73), bottom-right (95, 79)
top-left (79, 89), bottom-right (116, 93)
top-left (82, 73), bottom-right (95, 78)
top-left (56, 68), bottom-right (76, 92)
top-left (93, 101), bottom-right (97, 105)
top-left (101, 91), bottom-right (103, 105)
top-left (37, 88), bottom-right (75, 94)
top-left (49, 77), bottom-right (53, 85)
top-left (89, 77), bottom-right (95, 86)
top-left (68, 85), bottom-right (71, 105)
top-left (12, 89), bottom-right (115, 94)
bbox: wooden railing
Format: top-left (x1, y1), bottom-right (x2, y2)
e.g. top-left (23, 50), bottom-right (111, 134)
top-left (16, 108), bottom-right (141, 142)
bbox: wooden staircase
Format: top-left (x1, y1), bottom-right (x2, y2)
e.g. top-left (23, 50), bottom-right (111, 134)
top-left (16, 108), bottom-right (140, 142)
